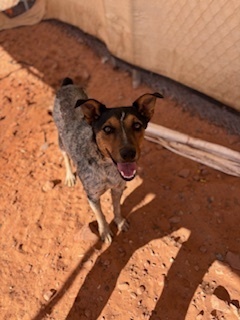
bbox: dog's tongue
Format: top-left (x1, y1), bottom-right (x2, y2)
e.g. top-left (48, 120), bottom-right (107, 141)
top-left (117, 162), bottom-right (137, 180)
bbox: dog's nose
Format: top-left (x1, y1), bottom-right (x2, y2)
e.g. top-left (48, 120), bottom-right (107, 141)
top-left (120, 147), bottom-right (136, 161)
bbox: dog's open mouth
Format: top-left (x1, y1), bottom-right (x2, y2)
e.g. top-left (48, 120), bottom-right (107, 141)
top-left (105, 149), bottom-right (137, 181)
top-left (117, 162), bottom-right (137, 181)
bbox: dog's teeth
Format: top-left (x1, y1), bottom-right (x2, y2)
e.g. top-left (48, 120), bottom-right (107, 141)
top-left (121, 170), bottom-right (136, 179)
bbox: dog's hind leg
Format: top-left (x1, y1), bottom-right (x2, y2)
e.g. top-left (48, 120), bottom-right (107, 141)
top-left (58, 135), bottom-right (76, 187)
top-left (88, 198), bottom-right (113, 243)
top-left (111, 188), bottom-right (129, 232)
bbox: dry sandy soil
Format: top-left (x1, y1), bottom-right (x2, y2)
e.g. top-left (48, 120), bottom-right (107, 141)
top-left (0, 21), bottom-right (240, 320)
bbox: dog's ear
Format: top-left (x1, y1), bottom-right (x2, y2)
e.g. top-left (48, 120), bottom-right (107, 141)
top-left (75, 99), bottom-right (106, 124)
top-left (133, 92), bottom-right (163, 122)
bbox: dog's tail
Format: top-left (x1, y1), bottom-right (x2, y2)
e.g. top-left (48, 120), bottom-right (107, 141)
top-left (62, 77), bottom-right (74, 87)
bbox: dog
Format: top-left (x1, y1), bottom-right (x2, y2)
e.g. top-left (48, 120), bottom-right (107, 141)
top-left (53, 78), bottom-right (163, 243)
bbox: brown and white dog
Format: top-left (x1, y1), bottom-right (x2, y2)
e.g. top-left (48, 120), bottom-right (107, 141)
top-left (53, 78), bottom-right (163, 243)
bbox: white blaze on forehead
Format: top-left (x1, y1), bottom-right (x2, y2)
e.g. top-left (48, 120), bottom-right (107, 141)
top-left (120, 111), bottom-right (126, 121)
top-left (120, 111), bottom-right (128, 143)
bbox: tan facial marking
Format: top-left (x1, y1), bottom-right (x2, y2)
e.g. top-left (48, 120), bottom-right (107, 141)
top-left (96, 113), bottom-right (145, 163)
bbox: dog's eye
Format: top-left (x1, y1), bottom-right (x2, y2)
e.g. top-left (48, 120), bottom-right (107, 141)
top-left (132, 122), bottom-right (142, 131)
top-left (103, 126), bottom-right (115, 134)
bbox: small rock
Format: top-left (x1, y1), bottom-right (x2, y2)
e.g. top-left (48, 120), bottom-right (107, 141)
top-left (169, 216), bottom-right (181, 224)
top-left (103, 259), bottom-right (111, 267)
top-left (226, 251), bottom-right (240, 270)
top-left (84, 309), bottom-right (91, 318)
top-left (42, 181), bottom-right (54, 192)
top-left (199, 245), bottom-right (207, 253)
top-left (118, 282), bottom-right (129, 291)
top-left (137, 285), bottom-right (146, 295)
top-left (24, 264), bottom-right (33, 273)
top-left (43, 288), bottom-right (57, 301)
top-left (130, 292), bottom-right (138, 299)
top-left (47, 105), bottom-right (53, 115)
top-left (101, 56), bottom-right (109, 64)
top-left (196, 311), bottom-right (204, 319)
top-left (40, 142), bottom-right (48, 151)
top-left (207, 196), bottom-right (214, 203)
top-left (84, 260), bottom-right (94, 270)
top-left (215, 253), bottom-right (224, 261)
top-left (214, 261), bottom-right (225, 275)
top-left (194, 265), bottom-right (200, 271)
top-left (193, 175), bottom-right (200, 181)
top-left (143, 260), bottom-right (151, 269)
top-left (229, 302), bottom-right (240, 317)
top-left (200, 168), bottom-right (209, 176)
top-left (178, 168), bottom-right (190, 178)
top-left (210, 295), bottom-right (230, 313)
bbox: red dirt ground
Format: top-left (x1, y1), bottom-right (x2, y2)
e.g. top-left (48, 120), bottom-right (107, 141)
top-left (0, 21), bottom-right (240, 320)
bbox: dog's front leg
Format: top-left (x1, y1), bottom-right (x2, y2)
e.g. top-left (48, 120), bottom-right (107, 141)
top-left (111, 188), bottom-right (129, 232)
top-left (88, 198), bottom-right (113, 243)
top-left (62, 150), bottom-right (76, 187)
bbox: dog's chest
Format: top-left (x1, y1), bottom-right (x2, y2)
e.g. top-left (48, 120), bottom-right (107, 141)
top-left (104, 163), bottom-right (123, 188)
top-left (77, 158), bottom-right (124, 200)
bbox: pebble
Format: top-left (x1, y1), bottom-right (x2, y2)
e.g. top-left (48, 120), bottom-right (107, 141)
top-left (103, 259), bottom-right (111, 267)
top-left (194, 265), bottom-right (200, 271)
top-left (213, 261), bottom-right (224, 275)
top-left (84, 309), bottom-right (91, 318)
top-left (143, 260), bottom-right (151, 269)
top-left (24, 264), bottom-right (33, 273)
top-left (199, 245), bottom-right (207, 253)
top-left (215, 253), bottom-right (224, 261)
top-left (130, 292), bottom-right (138, 299)
top-left (84, 260), bottom-right (94, 269)
top-left (169, 216), bottom-right (181, 224)
top-left (137, 285), bottom-right (146, 295)
top-left (42, 181), bottom-right (54, 192)
top-left (117, 282), bottom-right (129, 291)
top-left (43, 288), bottom-right (57, 301)
top-left (210, 294), bottom-right (230, 313)
top-left (193, 175), bottom-right (200, 181)
top-left (178, 168), bottom-right (190, 178)
top-left (196, 311), bottom-right (204, 319)
top-left (226, 251), bottom-right (240, 270)
top-left (101, 56), bottom-right (109, 64)
top-left (40, 142), bottom-right (48, 151)
top-left (200, 168), bottom-right (209, 176)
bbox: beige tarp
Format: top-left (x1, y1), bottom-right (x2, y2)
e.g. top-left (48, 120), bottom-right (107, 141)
top-left (1, 0), bottom-right (240, 111)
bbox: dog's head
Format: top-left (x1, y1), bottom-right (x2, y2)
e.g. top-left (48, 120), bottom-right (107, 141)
top-left (75, 93), bottom-right (163, 181)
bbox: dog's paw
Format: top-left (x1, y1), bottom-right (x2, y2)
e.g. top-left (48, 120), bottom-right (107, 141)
top-left (65, 172), bottom-right (76, 187)
top-left (100, 227), bottom-right (113, 244)
top-left (115, 218), bottom-right (129, 232)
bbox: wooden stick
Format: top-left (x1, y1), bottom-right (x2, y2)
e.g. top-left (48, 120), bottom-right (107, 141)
top-left (145, 123), bottom-right (240, 177)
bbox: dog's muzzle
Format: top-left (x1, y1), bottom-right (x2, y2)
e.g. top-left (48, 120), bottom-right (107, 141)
top-left (106, 148), bottom-right (137, 181)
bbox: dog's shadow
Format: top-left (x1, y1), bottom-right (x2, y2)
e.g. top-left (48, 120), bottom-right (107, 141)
top-left (64, 185), bottom-right (206, 320)
top-left (33, 160), bottom-right (238, 320)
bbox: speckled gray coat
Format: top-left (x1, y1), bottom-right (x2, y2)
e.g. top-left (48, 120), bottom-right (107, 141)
top-left (53, 83), bottom-right (125, 202)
